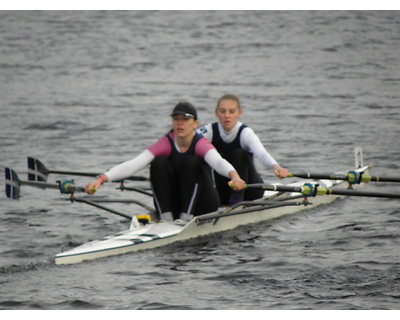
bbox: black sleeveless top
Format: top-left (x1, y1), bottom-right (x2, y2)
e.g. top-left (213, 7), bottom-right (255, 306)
top-left (166, 131), bottom-right (203, 174)
top-left (211, 122), bottom-right (252, 162)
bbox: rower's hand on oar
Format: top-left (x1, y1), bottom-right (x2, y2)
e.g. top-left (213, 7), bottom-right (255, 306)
top-left (273, 165), bottom-right (289, 179)
top-left (85, 175), bottom-right (107, 195)
top-left (228, 177), bottom-right (246, 191)
top-left (85, 181), bottom-right (100, 194)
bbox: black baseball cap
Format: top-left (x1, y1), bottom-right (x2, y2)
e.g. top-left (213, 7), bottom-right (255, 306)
top-left (170, 102), bottom-right (198, 120)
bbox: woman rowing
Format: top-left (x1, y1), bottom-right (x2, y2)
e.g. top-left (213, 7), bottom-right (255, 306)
top-left (85, 102), bottom-right (245, 222)
top-left (198, 94), bottom-right (288, 206)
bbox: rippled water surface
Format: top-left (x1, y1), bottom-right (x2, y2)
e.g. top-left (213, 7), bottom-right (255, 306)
top-left (1, 10), bottom-right (400, 310)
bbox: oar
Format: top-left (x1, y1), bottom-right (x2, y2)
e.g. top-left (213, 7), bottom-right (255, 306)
top-left (288, 170), bottom-right (400, 184)
top-left (242, 183), bottom-right (400, 199)
top-left (5, 167), bottom-right (86, 200)
top-left (27, 157), bottom-right (148, 182)
top-left (6, 168), bottom-right (155, 222)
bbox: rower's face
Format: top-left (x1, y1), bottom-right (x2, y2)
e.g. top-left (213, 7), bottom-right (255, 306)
top-left (172, 114), bottom-right (198, 137)
top-left (215, 99), bottom-right (242, 132)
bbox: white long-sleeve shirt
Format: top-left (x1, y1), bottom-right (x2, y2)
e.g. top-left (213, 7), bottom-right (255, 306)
top-left (198, 121), bottom-right (279, 169)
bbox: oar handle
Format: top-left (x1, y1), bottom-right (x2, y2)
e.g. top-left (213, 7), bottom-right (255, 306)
top-left (229, 183), bottom-right (248, 190)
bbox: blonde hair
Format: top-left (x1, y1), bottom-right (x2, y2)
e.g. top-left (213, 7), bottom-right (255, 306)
top-left (216, 94), bottom-right (241, 110)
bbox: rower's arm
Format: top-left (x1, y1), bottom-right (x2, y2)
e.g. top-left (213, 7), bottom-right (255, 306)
top-left (204, 149), bottom-right (245, 190)
top-left (85, 150), bottom-right (154, 194)
top-left (204, 149), bottom-right (234, 177)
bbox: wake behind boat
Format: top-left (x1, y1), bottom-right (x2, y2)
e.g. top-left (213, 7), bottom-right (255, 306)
top-left (4, 147), bottom-right (400, 265)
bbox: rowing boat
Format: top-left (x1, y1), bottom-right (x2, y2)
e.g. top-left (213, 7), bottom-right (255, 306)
top-left (6, 147), bottom-right (400, 265)
top-left (53, 149), bottom-right (370, 265)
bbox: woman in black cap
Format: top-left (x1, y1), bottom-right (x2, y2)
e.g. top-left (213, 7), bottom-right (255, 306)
top-left (85, 102), bottom-right (245, 222)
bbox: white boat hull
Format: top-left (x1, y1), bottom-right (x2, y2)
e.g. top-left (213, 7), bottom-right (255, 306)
top-left (55, 165), bottom-right (369, 265)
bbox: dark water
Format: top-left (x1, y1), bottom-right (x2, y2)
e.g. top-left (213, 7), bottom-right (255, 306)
top-left (1, 10), bottom-right (400, 310)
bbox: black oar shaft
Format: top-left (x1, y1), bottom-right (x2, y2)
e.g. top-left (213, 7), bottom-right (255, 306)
top-left (368, 176), bottom-right (400, 183)
top-left (289, 172), bottom-right (400, 183)
top-left (324, 188), bottom-right (400, 199)
top-left (49, 170), bottom-right (98, 177)
top-left (289, 172), bottom-right (348, 180)
top-left (28, 157), bottom-right (148, 182)
top-left (246, 183), bottom-right (304, 193)
top-left (21, 180), bottom-right (60, 190)
top-left (48, 169), bottom-right (148, 181)
top-left (245, 183), bottom-right (400, 199)
top-left (20, 180), bottom-right (86, 194)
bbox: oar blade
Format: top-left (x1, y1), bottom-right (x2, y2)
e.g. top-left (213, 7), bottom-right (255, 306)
top-left (27, 157), bottom-right (49, 182)
top-left (5, 168), bottom-right (21, 200)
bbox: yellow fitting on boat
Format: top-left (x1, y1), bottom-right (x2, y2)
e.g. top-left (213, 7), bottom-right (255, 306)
top-left (361, 174), bottom-right (372, 183)
top-left (302, 185), bottom-right (313, 196)
top-left (347, 173), bottom-right (354, 183)
top-left (137, 214), bottom-right (151, 222)
top-left (315, 187), bottom-right (329, 196)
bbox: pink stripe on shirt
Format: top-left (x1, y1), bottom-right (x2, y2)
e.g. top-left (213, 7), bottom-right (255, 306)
top-left (147, 135), bottom-right (171, 157)
top-left (147, 132), bottom-right (215, 159)
top-left (194, 136), bottom-right (215, 159)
